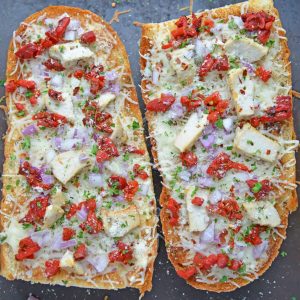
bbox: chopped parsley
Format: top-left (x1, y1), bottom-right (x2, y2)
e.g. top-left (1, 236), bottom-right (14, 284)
top-left (280, 251), bottom-right (287, 257)
top-left (22, 223), bottom-right (32, 230)
top-left (215, 118), bottom-right (223, 129)
top-left (90, 144), bottom-right (98, 156)
top-left (123, 152), bottom-right (130, 161)
top-left (266, 39), bottom-right (275, 48)
top-left (252, 182), bottom-right (262, 193)
top-left (228, 19), bottom-right (238, 30)
top-left (247, 140), bottom-right (254, 146)
top-left (219, 275), bottom-right (228, 283)
top-left (21, 136), bottom-right (31, 150)
top-left (0, 79), bottom-right (5, 87)
top-left (132, 120), bottom-right (140, 130)
top-left (229, 57), bottom-right (239, 69)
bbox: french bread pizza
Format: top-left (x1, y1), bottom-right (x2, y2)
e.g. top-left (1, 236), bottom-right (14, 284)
top-left (140, 0), bottom-right (298, 292)
top-left (1, 6), bottom-right (157, 294)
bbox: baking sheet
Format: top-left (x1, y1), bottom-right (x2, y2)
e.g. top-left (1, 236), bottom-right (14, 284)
top-left (0, 0), bottom-right (299, 299)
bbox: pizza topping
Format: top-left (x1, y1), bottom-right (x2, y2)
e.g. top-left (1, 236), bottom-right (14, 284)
top-left (180, 151), bottom-right (198, 167)
top-left (108, 241), bottom-right (133, 264)
top-left (96, 136), bottom-right (119, 163)
top-left (62, 228), bottom-right (75, 241)
top-left (45, 259), bottom-right (60, 278)
top-left (146, 93), bottom-right (176, 112)
top-left (43, 58), bottom-right (65, 71)
top-left (167, 197), bottom-right (181, 226)
top-left (32, 111), bottom-right (67, 128)
top-left (207, 199), bottom-right (243, 221)
top-left (74, 244), bottom-right (87, 260)
top-left (206, 152), bottom-right (250, 179)
top-left (204, 92), bottom-right (229, 123)
top-left (15, 237), bottom-right (41, 261)
top-left (124, 180), bottom-right (139, 201)
top-left (255, 66), bottom-right (272, 82)
top-left (180, 91), bottom-right (204, 111)
top-left (176, 266), bottom-right (197, 280)
top-left (80, 31), bottom-right (96, 44)
top-left (133, 164), bottom-right (149, 180)
top-left (241, 11), bottom-right (275, 44)
top-left (246, 179), bottom-right (272, 200)
top-left (199, 54), bottom-right (229, 79)
top-left (20, 196), bottom-right (49, 224)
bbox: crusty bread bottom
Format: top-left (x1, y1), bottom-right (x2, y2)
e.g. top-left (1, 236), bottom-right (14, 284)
top-left (140, 0), bottom-right (297, 292)
top-left (1, 5), bottom-right (157, 295)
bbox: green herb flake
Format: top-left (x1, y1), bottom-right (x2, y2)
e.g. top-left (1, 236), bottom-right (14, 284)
top-left (132, 120), bottom-right (140, 130)
top-left (21, 136), bottom-right (31, 150)
top-left (215, 118), bottom-right (223, 129)
top-left (228, 19), bottom-right (238, 30)
top-left (266, 39), bottom-right (275, 48)
top-left (252, 182), bottom-right (262, 193)
top-left (219, 275), bottom-right (228, 283)
top-left (280, 251), bottom-right (288, 257)
top-left (91, 144), bottom-right (98, 156)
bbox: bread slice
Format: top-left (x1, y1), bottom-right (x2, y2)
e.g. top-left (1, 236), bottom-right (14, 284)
top-left (140, 0), bottom-right (297, 292)
top-left (1, 6), bottom-right (157, 295)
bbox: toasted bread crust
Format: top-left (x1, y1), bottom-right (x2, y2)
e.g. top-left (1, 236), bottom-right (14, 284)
top-left (140, 0), bottom-right (297, 292)
top-left (1, 6), bottom-right (157, 295)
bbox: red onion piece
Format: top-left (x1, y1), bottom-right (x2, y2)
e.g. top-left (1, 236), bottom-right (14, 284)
top-left (64, 30), bottom-right (76, 41)
top-left (253, 240), bottom-right (268, 259)
top-left (139, 183), bottom-right (150, 196)
top-left (53, 239), bottom-right (77, 250)
top-left (31, 229), bottom-right (51, 247)
top-left (79, 153), bottom-right (89, 162)
top-left (200, 134), bottom-right (215, 149)
top-left (41, 173), bottom-right (54, 185)
top-left (169, 102), bottom-right (184, 119)
top-left (198, 177), bottom-right (214, 188)
top-left (50, 74), bottom-right (64, 88)
top-left (87, 254), bottom-right (109, 273)
top-left (241, 59), bottom-right (255, 75)
top-left (77, 206), bottom-right (88, 222)
top-left (88, 173), bottom-right (103, 187)
top-left (52, 137), bottom-right (62, 150)
top-left (209, 190), bottom-right (222, 204)
top-left (105, 70), bottom-right (118, 81)
top-left (179, 170), bottom-right (191, 182)
top-left (114, 195), bottom-right (125, 202)
top-left (22, 124), bottom-right (38, 136)
top-left (67, 19), bottom-right (80, 30)
top-left (201, 222), bottom-right (215, 243)
top-left (152, 69), bottom-right (160, 85)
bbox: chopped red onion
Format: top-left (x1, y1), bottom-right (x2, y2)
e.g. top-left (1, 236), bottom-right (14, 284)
top-left (169, 102), bottom-right (184, 119)
top-left (53, 238), bottom-right (77, 250)
top-left (22, 124), bottom-right (38, 136)
top-left (209, 189), bottom-right (222, 204)
top-left (198, 177), bottom-right (214, 188)
top-left (79, 153), bottom-right (89, 162)
top-left (241, 59), bottom-right (255, 75)
top-left (41, 173), bottom-right (54, 185)
top-left (223, 118), bottom-right (233, 132)
top-left (114, 195), bottom-right (125, 202)
top-left (195, 39), bottom-right (210, 57)
top-left (31, 230), bottom-right (51, 247)
top-left (77, 206), bottom-right (88, 222)
top-left (183, 50), bottom-right (194, 60)
top-left (139, 183), bottom-right (150, 196)
top-left (64, 30), bottom-right (77, 41)
top-left (234, 172), bottom-right (251, 181)
top-left (152, 69), bottom-right (160, 85)
top-left (87, 254), bottom-right (109, 273)
top-left (67, 19), bottom-right (80, 30)
top-left (179, 170), bottom-right (191, 182)
top-left (52, 137), bottom-right (62, 150)
top-left (88, 173), bottom-right (103, 187)
top-left (253, 240), bottom-right (268, 259)
top-left (201, 222), bottom-right (215, 243)
top-left (105, 70), bottom-right (118, 81)
top-left (50, 75), bottom-right (64, 88)
top-left (200, 134), bottom-right (215, 149)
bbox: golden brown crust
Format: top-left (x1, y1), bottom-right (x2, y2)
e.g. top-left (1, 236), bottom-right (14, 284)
top-left (140, 0), bottom-right (297, 292)
top-left (1, 5), bottom-right (157, 295)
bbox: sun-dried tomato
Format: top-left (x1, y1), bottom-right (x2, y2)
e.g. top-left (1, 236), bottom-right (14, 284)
top-left (207, 199), bottom-right (243, 221)
top-left (43, 58), bottom-right (65, 71)
top-left (256, 66), bottom-right (272, 82)
top-left (167, 197), bottom-right (181, 226)
top-left (15, 43), bottom-right (41, 60)
top-left (80, 31), bottom-right (96, 44)
top-left (146, 93), bottom-right (176, 112)
top-left (244, 225), bottom-right (263, 245)
top-left (241, 11), bottom-right (275, 44)
top-left (250, 96), bottom-right (292, 127)
top-left (246, 179), bottom-right (272, 200)
top-left (74, 243), bottom-right (87, 261)
top-left (32, 111), bottom-right (67, 128)
top-left (124, 180), bottom-right (139, 201)
top-left (79, 211), bottom-right (103, 234)
top-left (19, 161), bottom-right (53, 190)
top-left (176, 266), bottom-right (197, 280)
top-left (180, 151), bottom-right (198, 168)
top-left (96, 136), bottom-right (119, 163)
top-left (180, 91), bottom-right (204, 111)
top-left (45, 259), bottom-right (60, 278)
top-left (85, 65), bottom-right (105, 95)
top-left (62, 228), bottom-right (75, 241)
top-left (133, 164), bottom-right (149, 180)
top-left (123, 145), bottom-right (145, 155)
top-left (48, 89), bottom-right (63, 101)
top-left (15, 237), bottom-right (41, 261)
top-left (199, 54), bottom-right (229, 79)
top-left (74, 69), bottom-right (84, 79)
top-left (191, 197), bottom-right (204, 206)
top-left (193, 252), bottom-right (217, 271)
top-left (108, 175), bottom-right (128, 191)
top-left (108, 241), bottom-right (133, 264)
top-left (20, 195), bottom-right (49, 224)
top-left (207, 152), bottom-right (250, 179)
